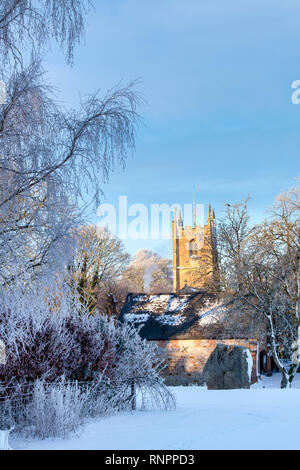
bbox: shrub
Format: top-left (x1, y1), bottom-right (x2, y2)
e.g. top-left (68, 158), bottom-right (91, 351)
top-left (0, 282), bottom-right (175, 437)
top-left (24, 378), bottom-right (87, 439)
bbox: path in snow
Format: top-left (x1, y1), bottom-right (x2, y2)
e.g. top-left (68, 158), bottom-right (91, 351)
top-left (11, 374), bottom-right (300, 450)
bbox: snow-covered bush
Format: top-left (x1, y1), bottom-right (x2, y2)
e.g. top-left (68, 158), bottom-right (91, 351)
top-left (0, 281), bottom-right (174, 437)
top-left (24, 378), bottom-right (87, 439)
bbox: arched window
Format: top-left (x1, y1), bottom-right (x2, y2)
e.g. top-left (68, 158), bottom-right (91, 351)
top-left (189, 239), bottom-right (198, 258)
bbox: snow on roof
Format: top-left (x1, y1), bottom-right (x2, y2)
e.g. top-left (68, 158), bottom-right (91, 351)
top-left (120, 292), bottom-right (261, 340)
top-left (123, 293), bottom-right (192, 315)
top-left (154, 313), bottom-right (184, 327)
top-left (119, 292), bottom-right (237, 340)
top-left (196, 301), bottom-right (227, 325)
top-left (123, 313), bottom-right (150, 324)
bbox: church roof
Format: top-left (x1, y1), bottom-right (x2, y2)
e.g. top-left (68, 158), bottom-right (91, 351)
top-left (119, 292), bottom-right (259, 340)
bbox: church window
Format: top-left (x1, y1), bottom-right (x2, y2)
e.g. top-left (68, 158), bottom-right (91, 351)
top-left (189, 239), bottom-right (198, 258)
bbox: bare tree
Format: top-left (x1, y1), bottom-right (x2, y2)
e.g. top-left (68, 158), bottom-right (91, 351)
top-left (0, 1), bottom-right (175, 438)
top-left (149, 257), bottom-right (173, 293)
top-left (218, 188), bottom-right (300, 387)
top-left (71, 226), bottom-right (130, 312)
top-left (0, 0), bottom-right (91, 64)
top-left (0, 60), bottom-right (141, 284)
top-left (96, 279), bottom-right (132, 319)
top-left (241, 188), bottom-right (300, 387)
top-left (121, 249), bottom-right (173, 293)
top-left (217, 196), bottom-right (253, 293)
top-left (0, 0), bottom-right (142, 286)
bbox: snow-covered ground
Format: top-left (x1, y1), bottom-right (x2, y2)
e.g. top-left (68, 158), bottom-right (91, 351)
top-left (11, 374), bottom-right (300, 450)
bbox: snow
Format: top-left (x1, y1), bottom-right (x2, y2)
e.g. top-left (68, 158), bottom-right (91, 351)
top-left (145, 294), bottom-right (190, 314)
top-left (166, 296), bottom-right (189, 313)
top-left (123, 313), bottom-right (150, 324)
top-left (11, 374), bottom-right (300, 450)
top-left (244, 348), bottom-right (253, 381)
top-left (0, 430), bottom-right (12, 450)
top-left (128, 294), bottom-right (191, 315)
top-left (125, 295), bottom-right (228, 329)
top-left (196, 301), bottom-right (227, 325)
top-left (154, 314), bottom-right (184, 326)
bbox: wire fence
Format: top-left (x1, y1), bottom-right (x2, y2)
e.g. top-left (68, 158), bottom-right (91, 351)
top-left (0, 377), bottom-right (174, 437)
top-left (0, 379), bottom-right (136, 431)
top-left (0, 380), bottom-right (98, 430)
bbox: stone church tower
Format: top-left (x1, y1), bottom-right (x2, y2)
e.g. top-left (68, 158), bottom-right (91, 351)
top-left (172, 204), bottom-right (218, 292)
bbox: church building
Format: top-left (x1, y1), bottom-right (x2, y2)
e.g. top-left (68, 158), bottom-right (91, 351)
top-left (120, 199), bottom-right (271, 386)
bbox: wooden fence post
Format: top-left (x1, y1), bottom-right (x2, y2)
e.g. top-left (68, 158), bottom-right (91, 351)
top-left (130, 380), bottom-right (136, 411)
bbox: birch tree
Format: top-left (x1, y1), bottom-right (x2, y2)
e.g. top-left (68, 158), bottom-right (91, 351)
top-left (0, 0), bottom-right (91, 64)
top-left (0, 1), bottom-right (142, 285)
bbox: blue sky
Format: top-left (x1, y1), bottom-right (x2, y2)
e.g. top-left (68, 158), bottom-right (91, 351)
top-left (46, 0), bottom-right (300, 257)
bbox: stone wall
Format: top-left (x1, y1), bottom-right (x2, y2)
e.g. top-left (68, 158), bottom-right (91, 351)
top-left (155, 338), bottom-right (258, 386)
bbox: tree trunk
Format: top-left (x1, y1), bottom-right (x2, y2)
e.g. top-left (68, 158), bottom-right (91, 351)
top-left (280, 372), bottom-right (288, 389)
